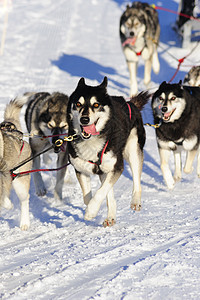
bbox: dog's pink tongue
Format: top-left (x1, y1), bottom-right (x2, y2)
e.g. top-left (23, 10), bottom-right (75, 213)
top-left (122, 36), bottom-right (137, 47)
top-left (83, 124), bottom-right (100, 135)
top-left (164, 112), bottom-right (171, 119)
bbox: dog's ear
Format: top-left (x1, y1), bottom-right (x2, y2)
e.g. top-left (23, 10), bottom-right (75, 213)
top-left (159, 81), bottom-right (167, 89)
top-left (178, 80), bottom-right (182, 85)
top-left (78, 77), bottom-right (85, 87)
top-left (99, 76), bottom-right (108, 88)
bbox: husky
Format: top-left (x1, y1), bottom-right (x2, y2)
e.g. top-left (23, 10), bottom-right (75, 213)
top-left (25, 92), bottom-right (69, 200)
top-left (120, 1), bottom-right (160, 96)
top-left (0, 98), bottom-right (32, 230)
top-left (67, 77), bottom-right (148, 226)
top-left (152, 81), bottom-right (200, 189)
top-left (184, 66), bottom-right (200, 87)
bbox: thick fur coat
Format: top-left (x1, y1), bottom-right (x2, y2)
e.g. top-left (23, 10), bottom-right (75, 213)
top-left (152, 81), bottom-right (200, 189)
top-left (120, 1), bottom-right (160, 96)
top-left (67, 77), bottom-right (148, 226)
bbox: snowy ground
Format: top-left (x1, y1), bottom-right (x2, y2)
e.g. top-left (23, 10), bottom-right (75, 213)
top-left (0, 0), bottom-right (200, 299)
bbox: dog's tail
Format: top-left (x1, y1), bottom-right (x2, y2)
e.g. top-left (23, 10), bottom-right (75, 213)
top-left (129, 91), bottom-right (150, 111)
top-left (4, 96), bottom-right (27, 131)
top-left (0, 157), bottom-right (12, 208)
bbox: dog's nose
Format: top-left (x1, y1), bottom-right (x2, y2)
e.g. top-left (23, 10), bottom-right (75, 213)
top-left (161, 106), bottom-right (168, 113)
top-left (80, 116), bottom-right (90, 125)
top-left (130, 31), bottom-right (134, 36)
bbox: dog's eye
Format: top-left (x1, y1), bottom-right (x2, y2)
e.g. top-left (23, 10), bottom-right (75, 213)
top-left (76, 102), bottom-right (82, 108)
top-left (93, 103), bottom-right (99, 108)
top-left (48, 122), bottom-right (54, 128)
top-left (171, 96), bottom-right (176, 101)
top-left (159, 96), bottom-right (163, 101)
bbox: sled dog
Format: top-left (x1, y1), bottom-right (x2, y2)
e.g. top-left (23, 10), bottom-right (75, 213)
top-left (184, 66), bottom-right (200, 87)
top-left (120, 1), bottom-right (160, 96)
top-left (152, 81), bottom-right (200, 189)
top-left (25, 92), bottom-right (69, 200)
top-left (67, 77), bottom-right (148, 226)
top-left (0, 98), bottom-right (32, 230)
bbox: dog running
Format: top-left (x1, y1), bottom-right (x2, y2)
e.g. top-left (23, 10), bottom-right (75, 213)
top-left (67, 77), bottom-right (148, 226)
top-left (0, 98), bottom-right (32, 230)
top-left (25, 92), bottom-right (69, 200)
top-left (152, 81), bottom-right (200, 189)
top-left (120, 1), bottom-right (160, 96)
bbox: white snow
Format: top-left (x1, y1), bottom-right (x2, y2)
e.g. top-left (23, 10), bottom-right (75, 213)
top-left (0, 0), bottom-right (200, 299)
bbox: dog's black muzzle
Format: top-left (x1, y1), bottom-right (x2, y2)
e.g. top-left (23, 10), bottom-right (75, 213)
top-left (51, 127), bottom-right (63, 153)
top-left (80, 116), bottom-right (90, 125)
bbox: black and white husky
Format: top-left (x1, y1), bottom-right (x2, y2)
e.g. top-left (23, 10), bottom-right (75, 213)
top-left (152, 81), bottom-right (200, 189)
top-left (25, 92), bottom-right (69, 200)
top-left (67, 77), bottom-right (148, 226)
top-left (120, 1), bottom-right (160, 96)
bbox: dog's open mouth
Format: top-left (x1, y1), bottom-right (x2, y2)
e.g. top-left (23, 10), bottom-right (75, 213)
top-left (163, 108), bottom-right (176, 121)
top-left (81, 123), bottom-right (100, 139)
top-left (122, 36), bottom-right (137, 47)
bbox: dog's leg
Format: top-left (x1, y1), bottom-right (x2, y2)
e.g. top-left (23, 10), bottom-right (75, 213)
top-left (127, 61), bottom-right (138, 96)
top-left (173, 149), bottom-right (182, 182)
top-left (124, 48), bottom-right (138, 96)
top-left (1, 196), bottom-right (13, 209)
top-left (99, 174), bottom-right (116, 227)
top-left (124, 131), bottom-right (143, 211)
top-left (152, 48), bottom-right (160, 74)
top-left (32, 155), bottom-right (46, 196)
top-left (54, 150), bottom-right (68, 200)
top-left (159, 148), bottom-right (175, 189)
top-left (76, 171), bottom-right (92, 205)
top-left (13, 175), bottom-right (31, 230)
top-left (84, 171), bottom-right (122, 221)
top-left (184, 149), bottom-right (197, 174)
top-left (144, 58), bottom-right (152, 87)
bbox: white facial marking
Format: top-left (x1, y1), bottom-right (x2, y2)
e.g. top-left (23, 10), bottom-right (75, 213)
top-left (78, 96), bottom-right (85, 105)
top-left (90, 96), bottom-right (98, 106)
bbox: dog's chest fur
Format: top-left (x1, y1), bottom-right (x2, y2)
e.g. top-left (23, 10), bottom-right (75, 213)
top-left (70, 136), bottom-right (117, 175)
top-left (75, 136), bottom-right (105, 161)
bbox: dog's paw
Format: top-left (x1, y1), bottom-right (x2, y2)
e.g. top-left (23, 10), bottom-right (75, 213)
top-left (183, 166), bottom-right (194, 174)
top-left (131, 203), bottom-right (141, 211)
top-left (102, 218), bottom-right (116, 228)
top-left (173, 174), bottom-right (181, 182)
top-left (20, 224), bottom-right (29, 231)
top-left (84, 209), bottom-right (94, 221)
top-left (36, 187), bottom-right (46, 197)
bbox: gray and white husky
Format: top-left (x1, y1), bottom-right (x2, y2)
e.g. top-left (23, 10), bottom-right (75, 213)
top-left (25, 92), bottom-right (69, 200)
top-left (152, 81), bottom-right (200, 189)
top-left (67, 77), bottom-right (148, 226)
top-left (120, 1), bottom-right (160, 96)
top-left (0, 98), bottom-right (32, 230)
top-left (184, 66), bottom-right (200, 87)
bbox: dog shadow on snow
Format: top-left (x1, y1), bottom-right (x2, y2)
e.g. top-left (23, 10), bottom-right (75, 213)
top-left (52, 54), bottom-right (127, 93)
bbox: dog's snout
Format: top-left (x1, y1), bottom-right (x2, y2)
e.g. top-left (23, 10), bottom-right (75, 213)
top-left (161, 106), bottom-right (168, 113)
top-left (80, 116), bottom-right (90, 125)
top-left (130, 31), bottom-right (134, 36)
